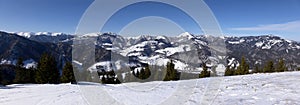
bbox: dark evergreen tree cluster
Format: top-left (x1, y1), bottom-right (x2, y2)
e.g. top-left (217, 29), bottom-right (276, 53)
top-left (276, 58), bottom-right (287, 72)
top-left (0, 68), bottom-right (2, 85)
top-left (163, 60), bottom-right (180, 81)
top-left (224, 66), bottom-right (235, 76)
top-left (35, 53), bottom-right (60, 84)
top-left (60, 62), bottom-right (76, 84)
top-left (235, 56), bottom-right (250, 75)
top-left (98, 70), bottom-right (120, 84)
top-left (225, 56), bottom-right (250, 76)
top-left (132, 64), bottom-right (151, 80)
top-left (6, 53), bottom-right (77, 86)
top-left (199, 63), bottom-right (210, 78)
top-left (14, 58), bottom-right (35, 84)
top-left (263, 60), bottom-right (275, 73)
top-left (261, 59), bottom-right (287, 73)
top-left (225, 57), bottom-right (289, 76)
top-left (0, 65), bottom-right (15, 85)
top-left (117, 65), bottom-right (166, 83)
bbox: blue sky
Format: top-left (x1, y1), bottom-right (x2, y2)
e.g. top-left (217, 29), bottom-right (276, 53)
top-left (0, 0), bottom-right (300, 40)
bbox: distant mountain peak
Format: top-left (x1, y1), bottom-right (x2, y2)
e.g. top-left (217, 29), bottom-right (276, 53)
top-left (177, 32), bottom-right (194, 39)
top-left (12, 32), bottom-right (69, 38)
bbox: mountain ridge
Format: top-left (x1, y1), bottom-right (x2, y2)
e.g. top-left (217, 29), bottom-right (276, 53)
top-left (0, 31), bottom-right (299, 75)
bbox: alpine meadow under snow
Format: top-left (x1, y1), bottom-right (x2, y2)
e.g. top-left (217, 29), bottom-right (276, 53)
top-left (1, 71), bottom-right (300, 105)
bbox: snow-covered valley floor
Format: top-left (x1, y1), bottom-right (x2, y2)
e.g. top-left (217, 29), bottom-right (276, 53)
top-left (1, 71), bottom-right (300, 105)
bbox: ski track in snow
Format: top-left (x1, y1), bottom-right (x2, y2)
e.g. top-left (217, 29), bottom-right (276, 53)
top-left (1, 72), bottom-right (300, 105)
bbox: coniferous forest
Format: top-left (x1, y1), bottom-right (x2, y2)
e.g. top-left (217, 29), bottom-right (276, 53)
top-left (0, 52), bottom-right (298, 86)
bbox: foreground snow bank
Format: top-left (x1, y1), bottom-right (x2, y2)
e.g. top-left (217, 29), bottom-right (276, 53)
top-left (0, 83), bottom-right (87, 105)
top-left (1, 72), bottom-right (300, 105)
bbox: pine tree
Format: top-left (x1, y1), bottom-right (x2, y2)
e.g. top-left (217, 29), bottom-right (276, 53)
top-left (276, 58), bottom-right (287, 72)
top-left (13, 57), bottom-right (36, 84)
top-left (235, 56), bottom-right (249, 75)
top-left (199, 63), bottom-right (211, 78)
top-left (14, 57), bottom-right (25, 83)
top-left (144, 64), bottom-right (151, 79)
top-left (35, 53), bottom-right (60, 84)
top-left (101, 74), bottom-right (106, 83)
top-left (132, 70), bottom-right (136, 76)
top-left (139, 68), bottom-right (145, 79)
top-left (107, 71), bottom-right (115, 84)
top-left (263, 60), bottom-right (275, 73)
top-left (135, 70), bottom-right (140, 81)
top-left (163, 60), bottom-right (179, 81)
top-left (100, 70), bottom-right (121, 84)
top-left (28, 67), bottom-right (36, 83)
top-left (61, 62), bottom-right (76, 84)
top-left (0, 69), bottom-right (2, 85)
top-left (224, 66), bottom-right (234, 76)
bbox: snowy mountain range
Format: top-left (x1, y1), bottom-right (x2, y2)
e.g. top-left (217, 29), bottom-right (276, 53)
top-left (13, 32), bottom-right (69, 38)
top-left (0, 31), bottom-right (299, 75)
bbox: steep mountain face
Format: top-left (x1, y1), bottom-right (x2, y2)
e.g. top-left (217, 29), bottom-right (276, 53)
top-left (226, 35), bottom-right (300, 69)
top-left (89, 32), bottom-right (221, 74)
top-left (85, 32), bottom-right (300, 75)
top-left (1, 31), bottom-right (300, 75)
top-left (0, 31), bottom-right (71, 69)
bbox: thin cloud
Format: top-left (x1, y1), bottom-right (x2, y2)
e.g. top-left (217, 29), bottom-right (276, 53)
top-left (231, 20), bottom-right (300, 32)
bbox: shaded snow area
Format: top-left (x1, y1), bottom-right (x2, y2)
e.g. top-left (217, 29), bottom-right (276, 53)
top-left (1, 72), bottom-right (300, 105)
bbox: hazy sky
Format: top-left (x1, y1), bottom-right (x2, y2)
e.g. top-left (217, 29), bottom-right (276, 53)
top-left (0, 0), bottom-right (300, 40)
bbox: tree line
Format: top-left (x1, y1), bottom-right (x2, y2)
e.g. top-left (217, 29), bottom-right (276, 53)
top-left (1, 54), bottom-right (298, 86)
top-left (0, 53), bottom-right (76, 86)
top-left (225, 56), bottom-right (291, 76)
top-left (95, 60), bottom-right (181, 84)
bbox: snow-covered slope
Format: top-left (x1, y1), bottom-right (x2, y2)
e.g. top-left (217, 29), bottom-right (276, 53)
top-left (0, 83), bottom-right (87, 105)
top-left (1, 71), bottom-right (300, 105)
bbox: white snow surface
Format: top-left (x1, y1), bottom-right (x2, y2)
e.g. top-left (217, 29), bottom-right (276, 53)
top-left (0, 83), bottom-right (87, 105)
top-left (1, 71), bottom-right (300, 105)
top-left (177, 32), bottom-right (194, 39)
